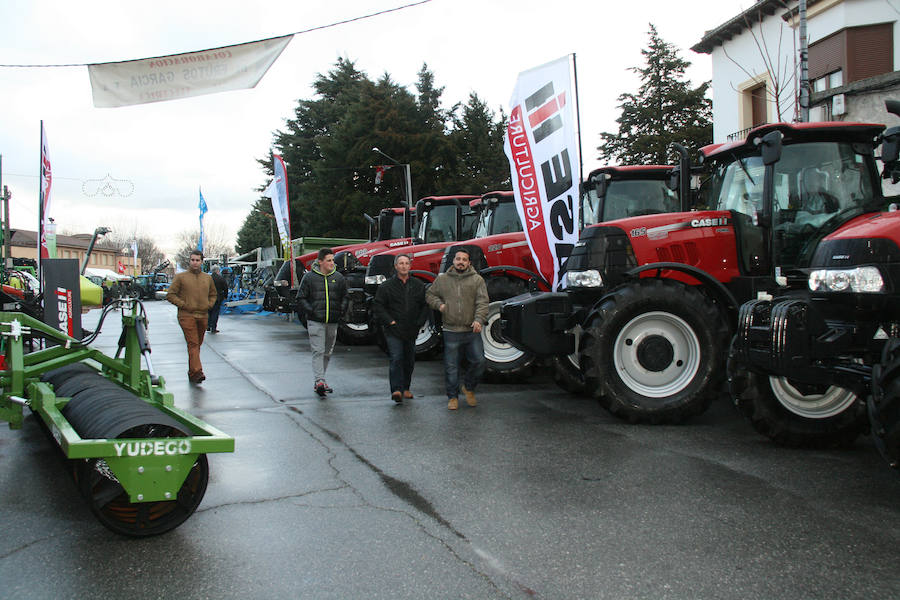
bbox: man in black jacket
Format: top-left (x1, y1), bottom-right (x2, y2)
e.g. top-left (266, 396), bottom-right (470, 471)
top-left (373, 254), bottom-right (427, 403)
top-left (207, 266), bottom-right (228, 333)
top-left (298, 248), bottom-right (349, 397)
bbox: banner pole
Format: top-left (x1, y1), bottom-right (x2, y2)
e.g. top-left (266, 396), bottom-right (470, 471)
top-left (571, 53), bottom-right (585, 194)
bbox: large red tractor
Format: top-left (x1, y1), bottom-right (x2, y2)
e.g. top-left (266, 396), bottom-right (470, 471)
top-left (502, 113), bottom-right (898, 435)
top-left (728, 101), bottom-right (900, 464)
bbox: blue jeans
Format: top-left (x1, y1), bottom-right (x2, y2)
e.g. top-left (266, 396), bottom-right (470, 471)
top-left (208, 300), bottom-right (222, 331)
top-left (442, 330), bottom-right (485, 399)
top-left (385, 333), bottom-right (416, 393)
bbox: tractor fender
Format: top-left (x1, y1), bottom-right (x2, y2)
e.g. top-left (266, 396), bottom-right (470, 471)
top-left (624, 262), bottom-right (739, 326)
top-left (410, 270), bottom-right (437, 283)
top-left (479, 265), bottom-right (550, 291)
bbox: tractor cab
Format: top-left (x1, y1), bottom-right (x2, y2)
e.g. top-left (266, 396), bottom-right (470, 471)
top-left (473, 191), bottom-right (523, 237)
top-left (700, 123), bottom-right (886, 284)
top-left (583, 165), bottom-right (679, 227)
top-left (413, 195), bottom-right (480, 244)
top-left (370, 206), bottom-right (413, 242)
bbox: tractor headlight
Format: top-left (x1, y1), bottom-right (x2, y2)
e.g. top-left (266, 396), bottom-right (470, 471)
top-left (808, 266), bottom-right (884, 293)
top-left (365, 274), bottom-right (387, 286)
top-left (274, 279), bottom-right (289, 287)
top-left (566, 269), bottom-right (603, 288)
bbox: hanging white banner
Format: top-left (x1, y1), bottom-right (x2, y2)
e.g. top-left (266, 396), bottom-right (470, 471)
top-left (503, 55), bottom-right (580, 291)
top-left (88, 35), bottom-right (292, 108)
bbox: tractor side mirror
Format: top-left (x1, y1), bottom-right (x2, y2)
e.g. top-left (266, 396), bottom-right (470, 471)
top-left (757, 131), bottom-right (783, 165)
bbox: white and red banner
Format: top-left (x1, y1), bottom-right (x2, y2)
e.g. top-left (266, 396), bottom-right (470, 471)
top-left (504, 55), bottom-right (580, 291)
top-left (39, 123), bottom-right (52, 260)
top-left (263, 154), bottom-right (291, 251)
top-left (88, 35), bottom-right (292, 108)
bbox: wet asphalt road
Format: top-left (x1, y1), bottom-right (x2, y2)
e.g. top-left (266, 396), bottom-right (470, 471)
top-left (1, 301), bottom-right (899, 599)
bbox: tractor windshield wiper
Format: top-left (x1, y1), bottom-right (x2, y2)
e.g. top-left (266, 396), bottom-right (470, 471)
top-left (734, 155), bottom-right (756, 187)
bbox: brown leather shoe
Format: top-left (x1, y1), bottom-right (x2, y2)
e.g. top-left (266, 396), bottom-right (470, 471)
top-left (447, 397), bottom-right (458, 410)
top-left (462, 386), bottom-right (476, 407)
top-left (402, 390), bottom-right (413, 399)
top-left (391, 391), bottom-right (402, 403)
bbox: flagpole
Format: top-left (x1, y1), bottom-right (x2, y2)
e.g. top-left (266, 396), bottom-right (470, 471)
top-left (571, 53), bottom-right (585, 195)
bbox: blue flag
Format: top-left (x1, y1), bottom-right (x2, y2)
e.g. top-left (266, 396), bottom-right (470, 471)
top-left (197, 187), bottom-right (208, 252)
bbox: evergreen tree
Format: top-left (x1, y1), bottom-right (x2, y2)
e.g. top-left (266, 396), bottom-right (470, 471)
top-left (235, 199), bottom-right (277, 254)
top-left (447, 93), bottom-right (510, 192)
top-left (598, 24), bottom-right (712, 165)
top-left (236, 58), bottom-right (510, 244)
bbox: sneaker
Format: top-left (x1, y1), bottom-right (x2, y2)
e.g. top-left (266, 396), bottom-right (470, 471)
top-left (325, 385), bottom-right (334, 393)
top-left (447, 397), bottom-right (458, 410)
top-left (402, 390), bottom-right (413, 399)
top-left (391, 391), bottom-right (402, 404)
top-left (314, 381), bottom-right (327, 397)
top-left (461, 385), bottom-right (477, 407)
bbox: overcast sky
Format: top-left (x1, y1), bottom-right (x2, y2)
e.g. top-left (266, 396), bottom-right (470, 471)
top-left (0, 0), bottom-right (746, 256)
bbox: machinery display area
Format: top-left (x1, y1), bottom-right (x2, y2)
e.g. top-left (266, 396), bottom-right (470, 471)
top-left (0, 298), bottom-right (234, 536)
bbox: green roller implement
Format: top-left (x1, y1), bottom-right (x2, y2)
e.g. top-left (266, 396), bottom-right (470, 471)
top-left (0, 299), bottom-right (234, 536)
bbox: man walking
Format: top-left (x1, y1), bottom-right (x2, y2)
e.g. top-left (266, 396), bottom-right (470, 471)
top-left (167, 250), bottom-right (217, 384)
top-left (207, 265), bottom-right (228, 333)
top-left (298, 248), bottom-right (348, 397)
top-left (373, 254), bottom-right (427, 404)
top-left (426, 248), bottom-right (489, 410)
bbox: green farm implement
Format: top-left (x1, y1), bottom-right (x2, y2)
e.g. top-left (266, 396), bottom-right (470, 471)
top-left (0, 299), bottom-right (234, 536)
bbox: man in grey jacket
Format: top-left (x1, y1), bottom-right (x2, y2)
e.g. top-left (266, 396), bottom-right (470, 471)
top-left (426, 248), bottom-right (489, 410)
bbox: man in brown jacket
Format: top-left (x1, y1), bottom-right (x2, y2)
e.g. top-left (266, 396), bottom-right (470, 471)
top-left (167, 250), bottom-right (217, 383)
top-left (425, 248), bottom-right (489, 410)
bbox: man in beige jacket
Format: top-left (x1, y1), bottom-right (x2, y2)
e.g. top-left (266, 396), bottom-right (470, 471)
top-left (167, 250), bottom-right (217, 383)
top-left (426, 248), bottom-right (489, 410)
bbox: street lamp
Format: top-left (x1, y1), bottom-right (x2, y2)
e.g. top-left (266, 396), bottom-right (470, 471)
top-left (372, 147), bottom-right (412, 208)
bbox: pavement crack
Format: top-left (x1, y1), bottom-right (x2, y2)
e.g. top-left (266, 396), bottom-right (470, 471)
top-left (197, 485), bottom-right (350, 512)
top-left (0, 534), bottom-right (59, 559)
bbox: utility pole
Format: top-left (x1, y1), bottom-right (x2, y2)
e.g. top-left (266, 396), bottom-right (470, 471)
top-left (0, 154), bottom-right (10, 269)
top-left (799, 0), bottom-right (810, 122)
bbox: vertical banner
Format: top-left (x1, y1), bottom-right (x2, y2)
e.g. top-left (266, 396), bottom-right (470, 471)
top-left (265, 154), bottom-right (293, 283)
top-left (131, 240), bottom-right (139, 275)
top-left (504, 55), bottom-right (580, 291)
top-left (38, 123), bottom-right (53, 264)
top-left (198, 188), bottom-right (208, 253)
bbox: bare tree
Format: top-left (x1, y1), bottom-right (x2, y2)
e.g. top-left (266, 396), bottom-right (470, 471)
top-left (722, 0), bottom-right (798, 122)
top-left (94, 228), bottom-right (167, 273)
top-left (173, 225), bottom-right (233, 269)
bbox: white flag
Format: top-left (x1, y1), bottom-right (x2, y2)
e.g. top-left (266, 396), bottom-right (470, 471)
top-left (504, 55), bottom-right (580, 291)
top-left (88, 36), bottom-right (292, 108)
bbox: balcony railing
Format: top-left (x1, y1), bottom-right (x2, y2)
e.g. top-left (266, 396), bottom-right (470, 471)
top-left (726, 123), bottom-right (767, 142)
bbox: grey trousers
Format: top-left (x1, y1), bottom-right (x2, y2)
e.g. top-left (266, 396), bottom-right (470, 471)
top-left (308, 320), bottom-right (338, 383)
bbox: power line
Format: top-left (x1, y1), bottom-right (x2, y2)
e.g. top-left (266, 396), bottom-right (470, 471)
top-left (0, 0), bottom-right (433, 68)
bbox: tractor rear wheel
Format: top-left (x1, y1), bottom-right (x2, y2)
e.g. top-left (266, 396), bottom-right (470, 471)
top-left (870, 338), bottom-right (900, 468)
top-left (583, 279), bottom-right (726, 423)
top-left (728, 345), bottom-right (867, 448)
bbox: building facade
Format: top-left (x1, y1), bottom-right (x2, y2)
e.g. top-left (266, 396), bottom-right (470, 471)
top-left (693, 0), bottom-right (898, 143)
top-left (9, 229), bottom-right (142, 274)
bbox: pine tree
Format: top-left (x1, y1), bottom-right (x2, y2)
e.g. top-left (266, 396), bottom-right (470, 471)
top-left (598, 24), bottom-right (712, 165)
top-left (447, 93), bottom-right (510, 193)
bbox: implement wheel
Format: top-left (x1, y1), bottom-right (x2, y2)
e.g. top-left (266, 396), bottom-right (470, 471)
top-left (583, 279), bottom-right (726, 423)
top-left (76, 434), bottom-right (209, 537)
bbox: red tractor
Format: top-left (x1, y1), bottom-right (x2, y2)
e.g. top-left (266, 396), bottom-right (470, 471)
top-left (502, 112), bottom-right (899, 439)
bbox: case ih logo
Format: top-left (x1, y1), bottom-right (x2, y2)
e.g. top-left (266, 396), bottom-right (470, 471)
top-left (691, 217), bottom-right (729, 228)
top-left (507, 82), bottom-right (576, 275)
top-left (55, 287), bottom-right (74, 336)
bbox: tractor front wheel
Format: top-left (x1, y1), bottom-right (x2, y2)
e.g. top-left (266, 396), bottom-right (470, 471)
top-left (728, 344), bottom-right (867, 448)
top-left (870, 338), bottom-right (900, 468)
top-left (583, 279), bottom-right (726, 423)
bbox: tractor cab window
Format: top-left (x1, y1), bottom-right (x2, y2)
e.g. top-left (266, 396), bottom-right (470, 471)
top-left (460, 208), bottom-right (480, 240)
top-left (475, 200), bottom-right (523, 238)
top-left (417, 203), bottom-right (457, 243)
top-left (377, 211), bottom-right (407, 241)
top-left (601, 180), bottom-right (679, 221)
top-left (582, 186), bottom-right (600, 227)
top-left (771, 141), bottom-right (877, 269)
